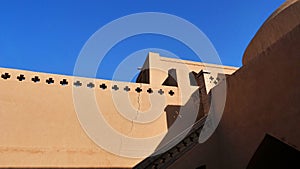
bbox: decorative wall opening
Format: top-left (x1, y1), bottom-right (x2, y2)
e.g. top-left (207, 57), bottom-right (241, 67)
top-left (31, 76), bottom-right (40, 83)
top-left (0, 72), bottom-right (178, 97)
top-left (135, 87), bottom-right (142, 93)
top-left (169, 90), bottom-right (175, 96)
top-left (112, 85), bottom-right (119, 91)
top-left (1, 73), bottom-right (11, 80)
top-left (162, 68), bottom-right (178, 87)
top-left (147, 88), bottom-right (153, 94)
top-left (87, 82), bottom-right (95, 88)
top-left (46, 78), bottom-right (54, 84)
top-left (158, 89), bottom-right (164, 95)
top-left (17, 74), bottom-right (25, 81)
top-left (73, 81), bottom-right (82, 87)
top-left (60, 79), bottom-right (68, 86)
top-left (99, 83), bottom-right (107, 90)
top-left (124, 86), bottom-right (130, 92)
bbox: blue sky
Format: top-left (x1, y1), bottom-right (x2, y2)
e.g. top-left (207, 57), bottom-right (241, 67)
top-left (0, 0), bottom-right (284, 81)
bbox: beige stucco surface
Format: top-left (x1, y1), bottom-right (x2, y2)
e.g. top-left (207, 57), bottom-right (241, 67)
top-left (0, 52), bottom-right (237, 167)
top-left (141, 52), bottom-right (237, 93)
top-left (0, 68), bottom-right (175, 167)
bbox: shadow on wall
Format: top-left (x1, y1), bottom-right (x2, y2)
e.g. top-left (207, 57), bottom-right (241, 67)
top-left (155, 69), bottom-right (213, 153)
top-left (247, 134), bottom-right (300, 169)
top-left (164, 70), bottom-right (211, 128)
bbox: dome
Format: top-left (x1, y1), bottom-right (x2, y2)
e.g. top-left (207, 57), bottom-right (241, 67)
top-left (242, 0), bottom-right (300, 65)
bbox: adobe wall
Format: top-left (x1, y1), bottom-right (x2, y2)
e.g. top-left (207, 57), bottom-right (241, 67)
top-left (137, 52), bottom-right (237, 94)
top-left (243, 0), bottom-right (300, 65)
top-left (215, 23), bottom-right (300, 169)
top-left (0, 50), bottom-right (239, 168)
top-left (168, 18), bottom-right (300, 169)
top-left (0, 67), bottom-right (180, 167)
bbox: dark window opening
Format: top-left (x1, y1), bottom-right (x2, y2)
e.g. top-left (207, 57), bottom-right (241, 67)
top-left (46, 78), bottom-right (54, 84)
top-left (169, 90), bottom-right (175, 96)
top-left (147, 88), bottom-right (153, 94)
top-left (32, 76), bottom-right (40, 83)
top-left (73, 81), bottom-right (82, 87)
top-left (17, 74), bottom-right (25, 81)
top-left (136, 68), bottom-right (150, 84)
top-left (60, 79), bottom-right (68, 86)
top-left (189, 70), bottom-right (211, 86)
top-left (100, 83), bottom-right (107, 90)
top-left (162, 68), bottom-right (178, 87)
top-left (112, 84), bottom-right (119, 91)
top-left (189, 72), bottom-right (198, 86)
top-left (124, 86), bottom-right (130, 92)
top-left (1, 73), bottom-right (11, 80)
top-left (87, 82), bottom-right (95, 88)
top-left (158, 89), bottom-right (164, 95)
top-left (135, 87), bottom-right (142, 93)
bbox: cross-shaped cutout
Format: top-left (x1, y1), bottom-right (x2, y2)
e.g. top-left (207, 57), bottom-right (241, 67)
top-left (169, 90), bottom-right (175, 96)
top-left (32, 76), bottom-right (40, 83)
top-left (213, 80), bottom-right (218, 85)
top-left (46, 78), bottom-right (54, 84)
top-left (209, 76), bottom-right (214, 80)
top-left (60, 79), bottom-right (68, 86)
top-left (87, 82), bottom-right (95, 88)
top-left (100, 83), bottom-right (107, 90)
top-left (73, 81), bottom-right (82, 87)
top-left (124, 86), bottom-right (130, 92)
top-left (216, 77), bottom-right (220, 81)
top-left (17, 74), bottom-right (25, 81)
top-left (135, 87), bottom-right (142, 93)
top-left (112, 84), bottom-right (119, 91)
top-left (1, 73), bottom-right (11, 79)
top-left (158, 89), bottom-right (164, 95)
top-left (147, 88), bottom-right (153, 94)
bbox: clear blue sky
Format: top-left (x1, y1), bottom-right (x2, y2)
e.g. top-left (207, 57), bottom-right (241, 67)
top-left (0, 0), bottom-right (284, 81)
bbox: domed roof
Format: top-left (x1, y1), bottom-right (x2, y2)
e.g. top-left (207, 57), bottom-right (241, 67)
top-left (242, 0), bottom-right (300, 65)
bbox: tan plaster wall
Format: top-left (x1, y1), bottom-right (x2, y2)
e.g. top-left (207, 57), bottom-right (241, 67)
top-left (0, 67), bottom-right (178, 168)
top-left (0, 52), bottom-right (237, 167)
top-left (144, 52), bottom-right (238, 93)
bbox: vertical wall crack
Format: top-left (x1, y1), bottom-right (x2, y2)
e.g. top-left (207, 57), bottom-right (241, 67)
top-left (128, 83), bottom-right (142, 135)
top-left (137, 83), bottom-right (142, 116)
